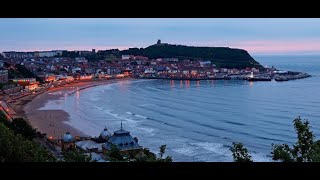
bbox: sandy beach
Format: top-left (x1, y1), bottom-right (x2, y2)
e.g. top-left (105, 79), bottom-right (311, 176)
top-left (8, 78), bottom-right (131, 139)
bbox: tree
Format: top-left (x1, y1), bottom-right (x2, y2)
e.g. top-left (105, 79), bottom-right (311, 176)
top-left (14, 64), bottom-right (44, 83)
top-left (61, 149), bottom-right (92, 162)
top-left (10, 118), bottom-right (37, 140)
top-left (230, 116), bottom-right (320, 162)
top-left (157, 145), bottom-right (173, 162)
top-left (230, 142), bottom-right (253, 162)
top-left (271, 116), bottom-right (320, 162)
top-left (132, 145), bottom-right (172, 162)
top-left (133, 148), bottom-right (157, 162)
top-left (0, 123), bottom-right (56, 162)
top-left (0, 112), bottom-right (37, 140)
top-left (106, 144), bottom-right (124, 162)
top-left (159, 145), bottom-right (166, 158)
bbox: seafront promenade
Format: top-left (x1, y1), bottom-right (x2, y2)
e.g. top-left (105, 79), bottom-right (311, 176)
top-left (0, 76), bottom-right (131, 121)
top-left (136, 70), bottom-right (311, 82)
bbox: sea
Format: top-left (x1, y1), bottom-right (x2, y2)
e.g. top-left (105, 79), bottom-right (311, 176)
top-left (39, 55), bottom-right (320, 162)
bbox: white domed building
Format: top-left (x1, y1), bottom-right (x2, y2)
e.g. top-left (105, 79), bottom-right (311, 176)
top-left (102, 123), bottom-right (141, 155)
top-left (61, 132), bottom-right (75, 150)
top-left (99, 128), bottom-right (111, 141)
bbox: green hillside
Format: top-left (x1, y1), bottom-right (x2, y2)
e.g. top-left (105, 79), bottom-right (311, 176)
top-left (122, 43), bottom-right (263, 69)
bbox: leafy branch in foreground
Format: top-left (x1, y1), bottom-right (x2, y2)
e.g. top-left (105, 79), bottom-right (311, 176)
top-left (230, 116), bottom-right (320, 162)
top-left (271, 116), bottom-right (320, 162)
top-left (230, 142), bottom-right (253, 162)
top-left (61, 149), bottom-right (92, 162)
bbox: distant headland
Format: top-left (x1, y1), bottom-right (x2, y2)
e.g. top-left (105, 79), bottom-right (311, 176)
top-left (122, 40), bottom-right (263, 69)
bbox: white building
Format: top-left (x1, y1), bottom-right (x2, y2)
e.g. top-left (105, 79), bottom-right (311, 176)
top-left (144, 68), bottom-right (155, 74)
top-left (122, 55), bottom-right (130, 60)
top-left (199, 61), bottom-right (211, 67)
top-left (75, 57), bottom-right (88, 63)
top-left (182, 70), bottom-right (189, 74)
top-left (37, 51), bottom-right (55, 57)
top-left (72, 67), bottom-right (82, 73)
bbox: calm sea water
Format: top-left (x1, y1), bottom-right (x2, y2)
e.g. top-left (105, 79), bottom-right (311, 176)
top-left (40, 55), bottom-right (320, 162)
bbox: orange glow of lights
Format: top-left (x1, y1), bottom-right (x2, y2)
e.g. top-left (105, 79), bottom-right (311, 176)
top-left (170, 80), bottom-right (175, 88)
top-left (185, 80), bottom-right (190, 88)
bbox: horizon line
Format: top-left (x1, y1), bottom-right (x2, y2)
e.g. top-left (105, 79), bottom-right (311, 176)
top-left (2, 43), bottom-right (320, 56)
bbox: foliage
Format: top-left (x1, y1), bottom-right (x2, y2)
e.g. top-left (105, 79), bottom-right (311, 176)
top-left (0, 112), bottom-right (37, 140)
top-left (61, 149), bottom-right (92, 162)
top-left (271, 116), bottom-right (320, 162)
top-left (61, 51), bottom-right (80, 58)
top-left (230, 142), bottom-right (253, 162)
top-left (0, 111), bottom-right (10, 126)
top-left (0, 123), bottom-right (56, 162)
top-left (9, 64), bottom-right (43, 83)
top-left (0, 83), bottom-right (3, 90)
top-left (121, 44), bottom-right (263, 69)
top-left (156, 145), bottom-right (172, 162)
top-left (133, 148), bottom-right (157, 162)
top-left (272, 144), bottom-right (294, 162)
top-left (10, 118), bottom-right (37, 140)
top-left (84, 54), bottom-right (105, 61)
top-left (107, 144), bottom-right (124, 162)
top-left (132, 145), bottom-right (172, 162)
top-left (59, 50), bottom-right (120, 61)
top-left (159, 144), bottom-right (166, 158)
top-left (4, 62), bottom-right (11, 68)
top-left (230, 116), bottom-right (320, 162)
top-left (104, 144), bottom-right (173, 162)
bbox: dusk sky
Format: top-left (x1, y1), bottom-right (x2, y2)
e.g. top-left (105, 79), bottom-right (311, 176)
top-left (1, 18), bottom-right (320, 55)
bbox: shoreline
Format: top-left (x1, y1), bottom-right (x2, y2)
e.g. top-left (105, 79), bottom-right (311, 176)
top-left (8, 78), bottom-right (132, 139)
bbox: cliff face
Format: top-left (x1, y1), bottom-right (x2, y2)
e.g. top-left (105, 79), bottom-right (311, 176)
top-left (122, 44), bottom-right (263, 69)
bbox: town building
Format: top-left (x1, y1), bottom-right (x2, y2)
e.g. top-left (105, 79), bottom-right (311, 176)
top-left (11, 78), bottom-right (36, 86)
top-left (121, 55), bottom-right (130, 60)
top-left (102, 123), bottom-right (141, 155)
top-left (0, 70), bottom-right (8, 83)
top-left (75, 57), bottom-right (88, 63)
top-left (25, 82), bottom-right (39, 91)
top-left (61, 132), bottom-right (75, 150)
top-left (75, 140), bottom-right (103, 153)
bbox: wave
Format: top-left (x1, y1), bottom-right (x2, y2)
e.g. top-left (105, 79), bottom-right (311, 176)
top-left (134, 114), bottom-right (148, 119)
top-left (105, 111), bottom-right (142, 124)
top-left (93, 105), bottom-right (104, 111)
top-left (172, 146), bottom-right (198, 157)
top-left (137, 126), bottom-right (156, 134)
top-left (125, 111), bottom-right (148, 119)
top-left (190, 142), bottom-right (271, 162)
top-left (137, 104), bottom-right (157, 107)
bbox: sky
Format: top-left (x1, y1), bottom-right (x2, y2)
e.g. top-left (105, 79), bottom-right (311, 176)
top-left (0, 18), bottom-right (320, 55)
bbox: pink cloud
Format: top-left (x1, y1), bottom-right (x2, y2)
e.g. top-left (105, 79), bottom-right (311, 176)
top-left (229, 40), bottom-right (320, 54)
top-left (166, 39), bottom-right (320, 55)
top-left (4, 40), bottom-right (320, 55)
top-left (16, 45), bottom-right (131, 52)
